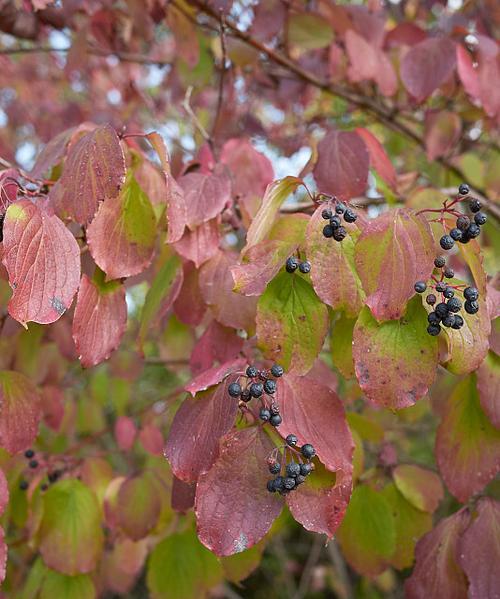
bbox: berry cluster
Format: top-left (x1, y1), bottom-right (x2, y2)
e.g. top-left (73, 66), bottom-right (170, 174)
top-left (321, 201), bottom-right (357, 242)
top-left (439, 184), bottom-right (487, 250)
top-left (414, 255), bottom-right (480, 336)
top-left (266, 434), bottom-right (316, 495)
top-left (228, 364), bottom-right (284, 428)
top-left (18, 449), bottom-right (62, 492)
top-left (285, 256), bottom-right (311, 274)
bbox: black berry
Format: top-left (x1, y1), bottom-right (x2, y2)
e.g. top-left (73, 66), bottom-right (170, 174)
top-left (298, 261), bottom-right (311, 274)
top-left (246, 365), bottom-right (258, 378)
top-left (267, 479), bottom-right (276, 493)
top-left (333, 226), bottom-right (347, 242)
top-left (428, 312), bottom-right (440, 325)
top-left (427, 324), bottom-right (441, 336)
top-left (321, 208), bottom-right (333, 220)
top-left (259, 408), bottom-right (271, 422)
top-left (29, 460), bottom-right (38, 469)
top-left (240, 389), bottom-right (251, 403)
top-left (295, 475), bottom-right (306, 485)
top-left (440, 235), bottom-right (454, 250)
top-left (450, 228), bottom-right (462, 241)
top-left (444, 267), bottom-right (454, 278)
top-left (286, 434), bottom-right (298, 447)
top-left (474, 212), bottom-right (487, 226)
top-left (414, 281), bottom-right (426, 293)
top-left (270, 414), bottom-right (282, 427)
top-left (286, 462), bottom-right (301, 478)
top-left (434, 256), bottom-right (446, 268)
top-left (301, 444), bottom-right (316, 459)
top-left (426, 294), bottom-right (437, 306)
top-left (469, 199), bottom-right (481, 213)
top-left (343, 208), bottom-right (357, 223)
top-left (452, 314), bottom-right (464, 329)
top-left (269, 462), bottom-right (281, 475)
top-left (447, 297), bottom-right (462, 313)
top-left (286, 256), bottom-right (299, 273)
top-left (270, 364), bottom-right (284, 377)
top-left (24, 449), bottom-right (35, 459)
top-left (323, 224), bottom-right (334, 238)
top-left (228, 382), bottom-right (242, 398)
top-left (300, 463), bottom-right (313, 476)
top-left (435, 302), bottom-right (449, 319)
top-left (443, 287), bottom-right (454, 299)
top-left (274, 476), bottom-right (284, 491)
top-left (284, 477), bottom-right (296, 490)
top-left (264, 379), bottom-right (276, 394)
top-left (456, 215), bottom-right (470, 231)
top-left (464, 300), bottom-right (479, 314)
top-left (19, 480), bottom-right (29, 491)
top-left (335, 202), bottom-right (346, 214)
top-left (436, 281), bottom-right (446, 293)
top-left (442, 313), bottom-right (456, 328)
top-left (464, 287), bottom-right (479, 301)
top-left (329, 215), bottom-right (341, 229)
top-left (458, 183), bottom-right (470, 195)
top-left (466, 223), bottom-right (481, 239)
top-left (250, 382), bottom-right (263, 398)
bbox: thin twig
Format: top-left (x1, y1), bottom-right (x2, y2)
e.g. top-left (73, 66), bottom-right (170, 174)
top-left (182, 86), bottom-right (214, 150)
top-left (293, 535), bottom-right (324, 599)
top-left (212, 10), bottom-right (228, 141)
top-left (327, 539), bottom-right (353, 599)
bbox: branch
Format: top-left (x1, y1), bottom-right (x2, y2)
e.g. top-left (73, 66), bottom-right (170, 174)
top-left (182, 0), bottom-right (496, 209)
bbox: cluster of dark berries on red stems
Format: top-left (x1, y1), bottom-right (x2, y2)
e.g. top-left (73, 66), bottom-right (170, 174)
top-left (438, 185), bottom-right (487, 250)
top-left (18, 449), bottom-right (63, 491)
top-left (321, 201), bottom-right (357, 242)
top-left (414, 255), bottom-right (480, 336)
top-left (266, 434), bottom-right (316, 494)
top-left (286, 256), bottom-right (310, 274)
top-left (228, 364), bottom-right (284, 427)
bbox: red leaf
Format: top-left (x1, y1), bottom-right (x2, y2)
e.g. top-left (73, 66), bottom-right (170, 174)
top-left (345, 30), bottom-right (397, 96)
top-left (0, 370), bottom-right (41, 454)
top-left (114, 416), bottom-right (137, 451)
top-left (87, 177), bottom-right (156, 280)
top-left (195, 427), bottom-right (283, 556)
top-left (117, 473), bottom-right (162, 540)
top-left (190, 321), bottom-right (244, 376)
top-left (384, 23), bottom-right (427, 49)
top-left (0, 168), bottom-right (18, 212)
top-left (30, 126), bottom-right (76, 179)
top-left (456, 44), bottom-right (480, 99)
top-left (0, 468), bottom-right (8, 517)
top-left (354, 209), bottom-right (435, 321)
top-left (40, 385), bottom-right (64, 431)
top-left (164, 380), bottom-right (239, 482)
top-left (173, 261), bottom-right (206, 326)
top-left (276, 373), bottom-right (353, 474)
top-left (458, 497), bottom-right (500, 599)
top-left (313, 130), bottom-right (369, 199)
top-left (424, 111), bottom-right (462, 161)
top-left (173, 217), bottom-right (221, 268)
top-left (185, 358), bottom-right (245, 396)
top-left (51, 124), bottom-right (126, 224)
top-left (2, 200), bottom-right (81, 325)
top-left (171, 475), bottom-right (196, 513)
top-left (405, 510), bottom-right (469, 599)
top-left (476, 352), bottom-right (500, 428)
top-left (138, 423), bottom-right (163, 456)
top-left (400, 37), bottom-right (456, 102)
top-left (435, 376), bottom-right (500, 502)
top-left (179, 170), bottom-right (231, 230)
top-left (287, 470), bottom-right (352, 536)
top-left (199, 250), bottom-right (257, 331)
top-left (355, 128), bottom-right (397, 189)
top-left (72, 274), bottom-right (127, 368)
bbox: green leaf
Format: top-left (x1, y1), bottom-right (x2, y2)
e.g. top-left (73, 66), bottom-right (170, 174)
top-left (393, 464), bottom-right (443, 513)
top-left (117, 472), bottom-right (162, 541)
top-left (352, 297), bottom-right (438, 409)
top-left (382, 483), bottom-right (432, 570)
top-left (288, 13), bottom-right (334, 50)
top-left (220, 542), bottom-right (264, 583)
top-left (39, 479), bottom-right (104, 575)
top-left (139, 251), bottom-right (181, 346)
top-left (331, 314), bottom-right (356, 378)
top-left (147, 529), bottom-right (223, 599)
top-left (436, 375), bottom-right (500, 502)
top-left (336, 485), bottom-right (396, 577)
top-left (243, 177), bottom-right (302, 252)
top-left (40, 570), bottom-right (95, 599)
top-left (256, 271), bottom-right (329, 375)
